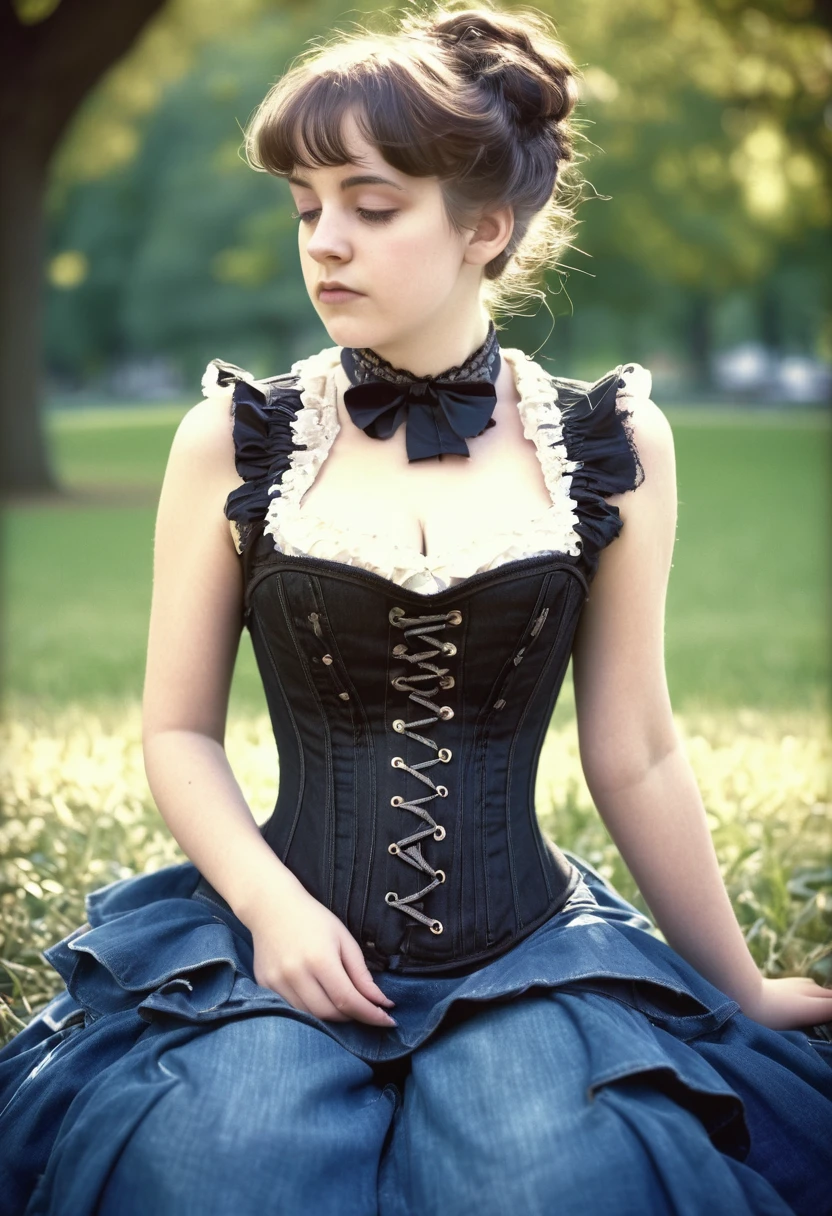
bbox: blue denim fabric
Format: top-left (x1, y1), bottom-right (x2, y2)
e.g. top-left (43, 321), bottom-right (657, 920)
top-left (1, 852), bottom-right (830, 1216)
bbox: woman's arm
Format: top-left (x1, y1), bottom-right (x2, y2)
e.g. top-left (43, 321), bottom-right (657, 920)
top-left (570, 397), bottom-right (832, 1030)
top-left (141, 394), bottom-right (396, 1027)
top-left (142, 392), bottom-right (306, 918)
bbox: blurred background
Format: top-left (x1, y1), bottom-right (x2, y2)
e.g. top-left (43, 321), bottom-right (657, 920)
top-left (1, 0), bottom-right (831, 1037)
top-left (1, 0), bottom-right (829, 715)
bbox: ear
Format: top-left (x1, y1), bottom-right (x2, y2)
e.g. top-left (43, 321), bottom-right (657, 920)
top-left (463, 205), bottom-right (514, 267)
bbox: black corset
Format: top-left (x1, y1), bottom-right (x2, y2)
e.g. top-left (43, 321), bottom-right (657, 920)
top-left (196, 544), bottom-right (588, 974)
top-left (195, 351), bottom-right (648, 973)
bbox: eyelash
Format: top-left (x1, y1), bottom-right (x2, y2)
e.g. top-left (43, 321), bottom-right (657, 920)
top-left (291, 209), bottom-right (398, 226)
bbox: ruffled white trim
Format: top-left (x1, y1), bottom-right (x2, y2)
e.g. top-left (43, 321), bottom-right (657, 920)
top-left (200, 359), bottom-right (259, 401)
top-left (505, 349), bottom-right (583, 558)
top-left (262, 345), bottom-right (342, 542)
top-left (616, 362), bottom-right (653, 401)
top-left (260, 345), bottom-right (647, 595)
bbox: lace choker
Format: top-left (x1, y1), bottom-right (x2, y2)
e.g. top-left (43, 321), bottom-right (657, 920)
top-left (339, 320), bottom-right (502, 462)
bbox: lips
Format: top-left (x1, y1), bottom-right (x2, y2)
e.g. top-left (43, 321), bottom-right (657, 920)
top-left (318, 282), bottom-right (361, 296)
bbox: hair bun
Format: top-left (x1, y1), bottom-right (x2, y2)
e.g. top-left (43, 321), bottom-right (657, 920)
top-left (426, 8), bottom-right (578, 130)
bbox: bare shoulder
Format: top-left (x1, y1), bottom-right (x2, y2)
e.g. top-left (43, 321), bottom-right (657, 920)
top-left (624, 394), bottom-right (674, 483)
top-left (166, 388), bottom-right (240, 485)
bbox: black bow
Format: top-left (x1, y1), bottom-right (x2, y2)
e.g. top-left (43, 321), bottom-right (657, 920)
top-left (343, 378), bottom-right (498, 462)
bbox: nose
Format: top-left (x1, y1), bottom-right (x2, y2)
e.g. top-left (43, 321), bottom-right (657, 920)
top-left (304, 207), bottom-right (351, 265)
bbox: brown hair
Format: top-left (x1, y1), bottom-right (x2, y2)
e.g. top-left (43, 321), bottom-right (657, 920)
top-left (244, 1), bottom-right (587, 317)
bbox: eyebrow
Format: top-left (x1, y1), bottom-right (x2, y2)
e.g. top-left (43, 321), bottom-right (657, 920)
top-left (287, 173), bottom-right (405, 192)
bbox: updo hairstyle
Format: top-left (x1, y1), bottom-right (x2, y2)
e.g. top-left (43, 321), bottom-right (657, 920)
top-left (244, 1), bottom-right (587, 316)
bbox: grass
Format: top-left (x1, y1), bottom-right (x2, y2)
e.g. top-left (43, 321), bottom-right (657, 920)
top-left (1, 401), bottom-right (831, 1045)
top-left (2, 702), bottom-right (829, 1047)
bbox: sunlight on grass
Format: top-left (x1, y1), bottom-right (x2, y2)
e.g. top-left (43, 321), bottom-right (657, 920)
top-left (2, 703), bottom-right (829, 1046)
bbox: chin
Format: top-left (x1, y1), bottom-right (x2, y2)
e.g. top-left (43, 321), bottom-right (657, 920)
top-left (318, 314), bottom-right (396, 352)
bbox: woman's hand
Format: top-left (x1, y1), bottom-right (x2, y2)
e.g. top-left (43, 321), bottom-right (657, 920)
top-left (739, 975), bottom-right (832, 1032)
top-left (244, 884), bottom-right (398, 1029)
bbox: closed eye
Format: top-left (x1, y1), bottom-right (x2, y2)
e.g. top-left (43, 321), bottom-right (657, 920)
top-left (292, 209), bottom-right (398, 226)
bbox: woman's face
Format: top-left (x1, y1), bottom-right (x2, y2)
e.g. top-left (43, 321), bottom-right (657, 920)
top-left (287, 109), bottom-right (494, 360)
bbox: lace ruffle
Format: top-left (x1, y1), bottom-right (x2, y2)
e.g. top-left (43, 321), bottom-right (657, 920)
top-left (206, 347), bottom-right (652, 582)
top-left (201, 357), bottom-right (299, 553)
top-left (550, 360), bottom-right (651, 578)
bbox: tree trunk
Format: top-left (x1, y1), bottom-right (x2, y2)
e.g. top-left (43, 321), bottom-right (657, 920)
top-left (0, 132), bottom-right (53, 494)
top-left (0, 0), bottom-right (167, 497)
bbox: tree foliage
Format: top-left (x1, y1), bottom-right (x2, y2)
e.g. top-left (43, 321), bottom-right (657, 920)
top-left (40, 0), bottom-right (832, 394)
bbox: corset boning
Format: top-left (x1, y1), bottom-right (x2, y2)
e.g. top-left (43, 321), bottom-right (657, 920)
top-left (238, 550), bottom-right (589, 974)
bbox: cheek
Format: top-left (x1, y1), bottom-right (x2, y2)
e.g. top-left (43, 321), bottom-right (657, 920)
top-left (378, 215), bottom-right (461, 292)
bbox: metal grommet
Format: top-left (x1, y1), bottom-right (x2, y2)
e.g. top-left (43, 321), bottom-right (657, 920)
top-left (438, 706), bottom-right (454, 720)
top-left (442, 641), bottom-right (457, 656)
top-left (385, 892), bottom-right (398, 904)
top-left (430, 920), bottom-right (444, 935)
top-left (389, 607), bottom-right (405, 625)
top-left (391, 795), bottom-right (403, 807)
top-left (436, 785), bottom-right (448, 797)
top-left (321, 654), bottom-right (333, 665)
top-left (494, 699), bottom-right (506, 710)
top-left (438, 748), bottom-right (452, 762)
top-left (446, 610), bottom-right (462, 625)
top-left (391, 756), bottom-right (405, 768)
top-left (439, 675), bottom-right (455, 689)
top-left (392, 643), bottom-right (408, 656)
top-left (434, 870), bottom-right (445, 883)
top-left (338, 691), bottom-right (350, 701)
top-left (392, 719), bottom-right (405, 733)
top-left (388, 843), bottom-right (399, 855)
top-left (433, 825), bottom-right (446, 841)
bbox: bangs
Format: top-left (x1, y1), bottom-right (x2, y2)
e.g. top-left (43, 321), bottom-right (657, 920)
top-left (248, 53), bottom-right (480, 182)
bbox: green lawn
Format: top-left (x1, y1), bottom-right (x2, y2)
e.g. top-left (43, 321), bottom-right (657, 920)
top-left (2, 402), bottom-right (830, 716)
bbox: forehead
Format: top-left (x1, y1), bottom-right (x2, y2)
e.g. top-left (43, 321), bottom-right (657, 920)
top-left (287, 108), bottom-right (408, 190)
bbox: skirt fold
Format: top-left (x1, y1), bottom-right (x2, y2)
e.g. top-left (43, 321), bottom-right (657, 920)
top-left (2, 852), bottom-right (831, 1216)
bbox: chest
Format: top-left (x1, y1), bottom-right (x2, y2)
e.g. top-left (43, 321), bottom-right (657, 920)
top-left (294, 367), bottom-right (555, 559)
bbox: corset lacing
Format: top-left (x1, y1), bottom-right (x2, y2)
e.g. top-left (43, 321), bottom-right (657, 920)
top-left (385, 606), bottom-right (462, 935)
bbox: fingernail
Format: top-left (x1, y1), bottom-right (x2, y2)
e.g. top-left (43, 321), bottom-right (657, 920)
top-left (386, 1016), bottom-right (398, 1026)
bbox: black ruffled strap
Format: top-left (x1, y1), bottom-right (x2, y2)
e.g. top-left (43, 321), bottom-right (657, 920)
top-left (554, 364), bottom-right (647, 578)
top-left (201, 358), bottom-right (301, 552)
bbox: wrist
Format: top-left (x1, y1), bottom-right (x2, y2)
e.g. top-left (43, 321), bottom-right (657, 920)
top-left (715, 965), bottom-right (764, 1013)
top-left (209, 835), bottom-right (308, 927)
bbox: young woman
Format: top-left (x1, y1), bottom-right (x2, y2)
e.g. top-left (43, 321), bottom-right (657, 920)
top-left (2, 4), bottom-right (831, 1214)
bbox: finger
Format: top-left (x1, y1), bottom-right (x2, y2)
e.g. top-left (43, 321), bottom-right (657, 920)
top-left (290, 972), bottom-right (353, 1023)
top-left (793, 978), bottom-right (832, 999)
top-left (339, 935), bottom-right (396, 1007)
top-left (319, 965), bottom-right (397, 1027)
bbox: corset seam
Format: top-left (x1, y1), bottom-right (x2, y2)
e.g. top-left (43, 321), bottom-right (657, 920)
top-left (477, 575), bottom-right (556, 944)
top-left (510, 575), bottom-right (586, 923)
top-left (249, 611), bottom-right (306, 866)
top-left (273, 576), bottom-right (336, 904)
top-left (506, 578), bottom-right (559, 919)
top-left (307, 578), bottom-right (363, 925)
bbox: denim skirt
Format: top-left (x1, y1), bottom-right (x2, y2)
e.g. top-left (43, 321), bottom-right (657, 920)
top-left (1, 851), bottom-right (831, 1216)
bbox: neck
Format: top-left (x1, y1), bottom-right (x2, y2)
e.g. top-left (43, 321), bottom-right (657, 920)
top-left (356, 311), bottom-right (494, 379)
